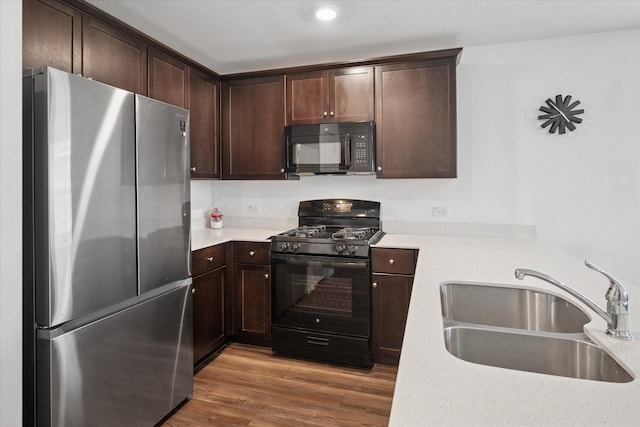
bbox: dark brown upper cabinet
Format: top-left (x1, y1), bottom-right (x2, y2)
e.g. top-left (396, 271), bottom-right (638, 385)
top-left (222, 75), bottom-right (286, 180)
top-left (374, 56), bottom-right (458, 178)
top-left (189, 68), bottom-right (220, 179)
top-left (23, 0), bottom-right (82, 73)
top-left (148, 47), bottom-right (189, 109)
top-left (82, 15), bottom-right (147, 95)
top-left (286, 66), bottom-right (374, 125)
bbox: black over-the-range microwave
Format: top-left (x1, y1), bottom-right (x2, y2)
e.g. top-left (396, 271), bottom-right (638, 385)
top-left (284, 121), bottom-right (375, 175)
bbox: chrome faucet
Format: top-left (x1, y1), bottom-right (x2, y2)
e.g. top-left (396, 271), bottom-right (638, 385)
top-left (515, 261), bottom-right (633, 341)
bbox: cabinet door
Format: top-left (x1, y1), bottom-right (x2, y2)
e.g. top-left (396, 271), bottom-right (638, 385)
top-left (23, 0), bottom-right (82, 73)
top-left (148, 47), bottom-right (189, 109)
top-left (375, 59), bottom-right (457, 178)
top-left (286, 70), bottom-right (329, 125)
top-left (234, 264), bottom-right (271, 345)
top-left (222, 75), bottom-right (285, 180)
top-left (330, 66), bottom-right (374, 123)
top-left (371, 274), bottom-right (413, 365)
top-left (193, 267), bottom-right (226, 364)
top-left (286, 67), bottom-right (374, 125)
top-left (189, 68), bottom-right (220, 179)
top-left (82, 16), bottom-right (147, 94)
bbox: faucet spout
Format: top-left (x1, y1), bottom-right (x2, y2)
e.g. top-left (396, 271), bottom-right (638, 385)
top-left (515, 263), bottom-right (633, 341)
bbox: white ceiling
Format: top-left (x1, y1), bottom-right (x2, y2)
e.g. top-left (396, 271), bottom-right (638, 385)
top-left (86, 0), bottom-right (640, 75)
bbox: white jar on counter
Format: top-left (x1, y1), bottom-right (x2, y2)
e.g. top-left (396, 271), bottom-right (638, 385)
top-left (210, 208), bottom-right (223, 229)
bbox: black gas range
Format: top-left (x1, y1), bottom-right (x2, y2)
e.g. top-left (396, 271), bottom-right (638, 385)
top-left (270, 199), bottom-right (383, 368)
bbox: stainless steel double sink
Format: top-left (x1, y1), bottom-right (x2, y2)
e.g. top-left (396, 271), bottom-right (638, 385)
top-left (440, 282), bottom-right (633, 383)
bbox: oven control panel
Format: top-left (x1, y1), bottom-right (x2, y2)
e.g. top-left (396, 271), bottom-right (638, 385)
top-left (271, 241), bottom-right (369, 258)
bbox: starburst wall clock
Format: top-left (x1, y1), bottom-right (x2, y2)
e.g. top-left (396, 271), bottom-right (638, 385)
top-left (538, 94), bottom-right (584, 134)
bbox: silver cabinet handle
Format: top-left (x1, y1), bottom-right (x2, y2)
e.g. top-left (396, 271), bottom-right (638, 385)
top-left (206, 256), bottom-right (214, 262)
top-left (372, 282), bottom-right (378, 288)
top-left (389, 259), bottom-right (395, 265)
top-left (377, 166), bottom-right (382, 171)
top-left (249, 251), bottom-right (255, 257)
top-left (264, 273), bottom-right (269, 279)
top-left (191, 288), bottom-right (195, 294)
top-left (330, 111), bottom-right (334, 116)
top-left (280, 168), bottom-right (285, 173)
top-left (323, 111), bottom-right (328, 117)
top-left (190, 166), bottom-right (196, 172)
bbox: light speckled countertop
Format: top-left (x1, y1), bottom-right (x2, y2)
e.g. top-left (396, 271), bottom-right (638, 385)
top-left (191, 227), bottom-right (281, 251)
top-left (191, 228), bottom-right (640, 425)
top-left (377, 234), bottom-right (640, 427)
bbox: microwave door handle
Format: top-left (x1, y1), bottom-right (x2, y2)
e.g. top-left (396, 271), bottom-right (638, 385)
top-left (285, 135), bottom-right (291, 171)
top-left (342, 133), bottom-right (351, 169)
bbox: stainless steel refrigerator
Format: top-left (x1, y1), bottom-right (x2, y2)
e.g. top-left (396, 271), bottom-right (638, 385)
top-left (23, 67), bottom-right (193, 426)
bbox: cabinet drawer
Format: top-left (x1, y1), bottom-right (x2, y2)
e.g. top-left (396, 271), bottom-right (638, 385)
top-left (372, 248), bottom-right (418, 275)
top-left (192, 244), bottom-right (226, 276)
top-left (234, 241), bottom-right (270, 265)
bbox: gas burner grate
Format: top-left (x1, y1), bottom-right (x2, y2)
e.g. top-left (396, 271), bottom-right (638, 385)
top-left (332, 227), bottom-right (372, 240)
top-left (285, 225), bottom-right (327, 238)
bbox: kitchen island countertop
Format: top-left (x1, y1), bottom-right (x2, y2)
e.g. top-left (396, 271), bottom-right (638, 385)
top-left (374, 233), bottom-right (640, 426)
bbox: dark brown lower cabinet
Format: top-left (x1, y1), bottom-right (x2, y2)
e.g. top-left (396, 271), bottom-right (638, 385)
top-left (233, 263), bottom-right (271, 346)
top-left (232, 242), bottom-right (272, 346)
top-left (191, 243), bottom-right (228, 366)
top-left (371, 274), bottom-right (413, 365)
top-left (192, 266), bottom-right (226, 365)
top-left (371, 247), bottom-right (418, 365)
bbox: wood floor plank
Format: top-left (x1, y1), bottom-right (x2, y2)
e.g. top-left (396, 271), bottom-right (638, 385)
top-left (162, 343), bottom-right (397, 426)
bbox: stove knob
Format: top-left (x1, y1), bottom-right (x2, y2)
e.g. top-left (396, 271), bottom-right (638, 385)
top-left (292, 243), bottom-right (301, 253)
top-left (335, 244), bottom-right (346, 254)
top-left (280, 242), bottom-right (290, 252)
top-left (347, 245), bottom-right (358, 255)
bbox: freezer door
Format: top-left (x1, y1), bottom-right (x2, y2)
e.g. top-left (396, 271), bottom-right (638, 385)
top-left (136, 95), bottom-right (191, 294)
top-left (32, 68), bottom-right (137, 327)
top-left (36, 281), bottom-right (193, 427)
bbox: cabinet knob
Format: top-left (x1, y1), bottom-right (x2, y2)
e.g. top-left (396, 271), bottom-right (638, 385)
top-left (249, 251), bottom-right (255, 257)
top-left (191, 288), bottom-right (195, 294)
top-left (190, 166), bottom-right (196, 172)
top-left (330, 111), bottom-right (334, 117)
top-left (206, 256), bottom-right (214, 262)
top-left (280, 168), bottom-right (285, 173)
top-left (377, 166), bottom-right (382, 172)
top-left (389, 259), bottom-right (395, 265)
top-left (265, 273), bottom-right (269, 279)
top-left (372, 282), bottom-right (378, 288)
top-left (323, 111), bottom-right (328, 117)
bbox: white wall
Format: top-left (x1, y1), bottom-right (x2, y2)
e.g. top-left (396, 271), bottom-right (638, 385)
top-left (195, 29), bottom-right (640, 285)
top-left (0, 1), bottom-right (22, 425)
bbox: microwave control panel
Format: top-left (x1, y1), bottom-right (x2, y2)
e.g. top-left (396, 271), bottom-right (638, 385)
top-left (352, 133), bottom-right (372, 170)
top-left (351, 133), bottom-right (373, 172)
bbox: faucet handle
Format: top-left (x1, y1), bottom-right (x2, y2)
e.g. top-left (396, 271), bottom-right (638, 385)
top-left (585, 260), bottom-right (629, 303)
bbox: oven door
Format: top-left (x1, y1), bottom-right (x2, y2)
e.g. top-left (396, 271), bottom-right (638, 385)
top-left (271, 253), bottom-right (370, 337)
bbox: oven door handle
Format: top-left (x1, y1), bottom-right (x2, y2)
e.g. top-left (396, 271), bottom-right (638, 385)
top-left (271, 253), bottom-right (368, 269)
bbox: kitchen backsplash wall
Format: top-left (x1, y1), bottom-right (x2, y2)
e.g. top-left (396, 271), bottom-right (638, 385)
top-left (192, 28), bottom-right (640, 285)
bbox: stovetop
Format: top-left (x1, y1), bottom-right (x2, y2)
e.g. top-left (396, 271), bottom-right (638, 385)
top-left (278, 225), bottom-right (376, 241)
top-left (271, 199), bottom-right (383, 257)
top-left (271, 224), bottom-right (383, 257)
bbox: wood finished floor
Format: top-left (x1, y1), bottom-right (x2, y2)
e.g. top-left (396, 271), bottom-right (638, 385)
top-left (162, 343), bottom-right (398, 426)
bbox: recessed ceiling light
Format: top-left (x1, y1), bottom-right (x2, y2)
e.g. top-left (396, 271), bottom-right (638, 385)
top-left (315, 6), bottom-right (338, 21)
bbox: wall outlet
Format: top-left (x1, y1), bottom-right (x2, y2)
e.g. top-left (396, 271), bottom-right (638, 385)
top-left (432, 206), bottom-right (449, 217)
top-left (247, 204), bottom-right (260, 216)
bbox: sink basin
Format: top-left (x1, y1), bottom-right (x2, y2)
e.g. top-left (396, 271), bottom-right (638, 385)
top-left (443, 325), bottom-right (633, 383)
top-left (440, 282), bottom-right (590, 333)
